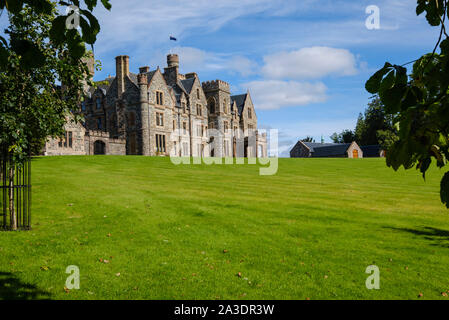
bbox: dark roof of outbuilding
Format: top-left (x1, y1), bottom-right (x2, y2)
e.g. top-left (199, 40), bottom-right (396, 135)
top-left (302, 142), bottom-right (352, 157)
top-left (361, 145), bottom-right (381, 157)
top-left (312, 143), bottom-right (351, 157)
top-left (231, 94), bottom-right (247, 116)
top-left (303, 142), bottom-right (339, 152)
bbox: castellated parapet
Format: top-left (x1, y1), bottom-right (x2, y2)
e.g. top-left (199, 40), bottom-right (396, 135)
top-left (202, 80), bottom-right (230, 93)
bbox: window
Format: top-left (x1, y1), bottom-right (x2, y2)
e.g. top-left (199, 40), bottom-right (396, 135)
top-left (183, 122), bottom-right (187, 135)
top-left (248, 108), bottom-right (252, 119)
top-left (68, 132), bottom-right (73, 148)
top-left (182, 142), bottom-right (189, 156)
top-left (223, 99), bottom-right (227, 113)
top-left (224, 121), bottom-right (229, 131)
top-left (129, 132), bottom-right (137, 154)
top-left (156, 112), bottom-right (164, 126)
top-left (97, 117), bottom-right (102, 129)
top-left (81, 101), bottom-right (86, 112)
top-left (196, 125), bottom-right (202, 137)
top-left (224, 140), bottom-right (230, 157)
top-left (59, 131), bottom-right (69, 148)
top-left (156, 134), bottom-right (166, 153)
top-left (182, 102), bottom-right (186, 113)
top-left (156, 91), bottom-right (164, 105)
top-left (197, 88), bottom-right (200, 99)
top-left (128, 112), bottom-right (136, 127)
top-left (96, 98), bottom-right (101, 109)
top-left (196, 104), bottom-right (202, 116)
top-left (209, 99), bottom-right (215, 114)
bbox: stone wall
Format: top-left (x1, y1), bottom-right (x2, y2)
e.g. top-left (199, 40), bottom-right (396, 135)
top-left (44, 120), bottom-right (86, 156)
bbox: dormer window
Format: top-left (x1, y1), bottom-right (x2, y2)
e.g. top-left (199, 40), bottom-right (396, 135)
top-left (96, 98), bottom-right (101, 110)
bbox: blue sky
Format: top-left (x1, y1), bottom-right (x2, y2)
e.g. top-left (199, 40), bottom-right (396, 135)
top-left (1, 0), bottom-right (440, 156)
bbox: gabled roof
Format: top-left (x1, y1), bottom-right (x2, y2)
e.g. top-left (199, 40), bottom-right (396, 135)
top-left (180, 78), bottom-right (195, 94)
top-left (312, 144), bottom-right (351, 157)
top-left (301, 142), bottom-right (352, 157)
top-left (302, 142), bottom-right (339, 152)
top-left (231, 94), bottom-right (247, 116)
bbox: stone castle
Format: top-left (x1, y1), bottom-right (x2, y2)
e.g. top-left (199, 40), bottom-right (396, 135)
top-left (45, 54), bottom-right (267, 158)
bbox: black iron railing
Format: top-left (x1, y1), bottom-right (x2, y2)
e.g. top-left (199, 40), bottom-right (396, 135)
top-left (0, 150), bottom-right (31, 231)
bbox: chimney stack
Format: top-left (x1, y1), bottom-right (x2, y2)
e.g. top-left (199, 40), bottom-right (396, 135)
top-left (164, 54), bottom-right (180, 86)
top-left (139, 66), bottom-right (150, 74)
top-left (115, 55), bottom-right (129, 97)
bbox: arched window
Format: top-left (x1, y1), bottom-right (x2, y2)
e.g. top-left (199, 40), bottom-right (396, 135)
top-left (94, 140), bottom-right (106, 155)
top-left (127, 112), bottom-right (136, 127)
top-left (208, 98), bottom-right (216, 114)
top-left (96, 98), bottom-right (101, 109)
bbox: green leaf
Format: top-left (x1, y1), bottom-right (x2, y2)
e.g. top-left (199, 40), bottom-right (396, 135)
top-left (10, 38), bottom-right (45, 69)
top-left (66, 29), bottom-right (86, 59)
top-left (101, 0), bottom-right (111, 10)
top-left (379, 70), bottom-right (395, 93)
top-left (365, 63), bottom-right (392, 94)
top-left (440, 172), bottom-right (449, 208)
top-left (84, 0), bottom-right (97, 11)
top-left (440, 38), bottom-right (449, 55)
top-left (5, 0), bottom-right (24, 14)
top-left (50, 15), bottom-right (68, 46)
top-left (24, 0), bottom-right (53, 14)
top-left (394, 65), bottom-right (408, 86)
top-left (416, 0), bottom-right (426, 15)
top-left (79, 9), bottom-right (100, 45)
top-left (418, 157), bottom-right (431, 179)
top-left (380, 85), bottom-right (406, 113)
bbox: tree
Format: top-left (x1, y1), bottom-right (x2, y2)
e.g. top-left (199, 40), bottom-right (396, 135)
top-left (365, 0), bottom-right (449, 208)
top-left (0, 1), bottom-right (109, 229)
top-left (330, 130), bottom-right (355, 143)
top-left (301, 136), bottom-right (315, 143)
top-left (354, 96), bottom-right (396, 146)
top-left (0, 0), bottom-right (111, 71)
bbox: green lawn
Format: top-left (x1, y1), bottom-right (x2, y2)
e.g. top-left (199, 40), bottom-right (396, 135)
top-left (1, 156), bottom-right (449, 300)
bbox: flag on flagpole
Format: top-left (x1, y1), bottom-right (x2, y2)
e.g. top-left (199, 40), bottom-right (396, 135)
top-left (170, 36), bottom-right (177, 41)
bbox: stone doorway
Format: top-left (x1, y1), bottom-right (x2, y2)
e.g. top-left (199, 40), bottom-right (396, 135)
top-left (94, 140), bottom-right (106, 155)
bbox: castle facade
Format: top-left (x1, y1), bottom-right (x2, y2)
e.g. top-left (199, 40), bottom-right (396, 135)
top-left (45, 54), bottom-right (267, 158)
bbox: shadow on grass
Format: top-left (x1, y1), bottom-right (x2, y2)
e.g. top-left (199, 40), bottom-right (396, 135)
top-left (386, 226), bottom-right (449, 248)
top-left (0, 272), bottom-right (50, 300)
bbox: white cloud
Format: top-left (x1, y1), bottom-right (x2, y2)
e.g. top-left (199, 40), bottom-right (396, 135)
top-left (242, 80), bottom-right (327, 110)
top-left (157, 46), bottom-right (257, 77)
top-left (261, 47), bottom-right (358, 79)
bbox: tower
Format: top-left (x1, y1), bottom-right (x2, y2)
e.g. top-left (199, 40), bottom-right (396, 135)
top-left (202, 80), bottom-right (232, 157)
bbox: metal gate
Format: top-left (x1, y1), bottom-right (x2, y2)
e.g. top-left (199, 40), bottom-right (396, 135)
top-left (0, 150), bottom-right (31, 231)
